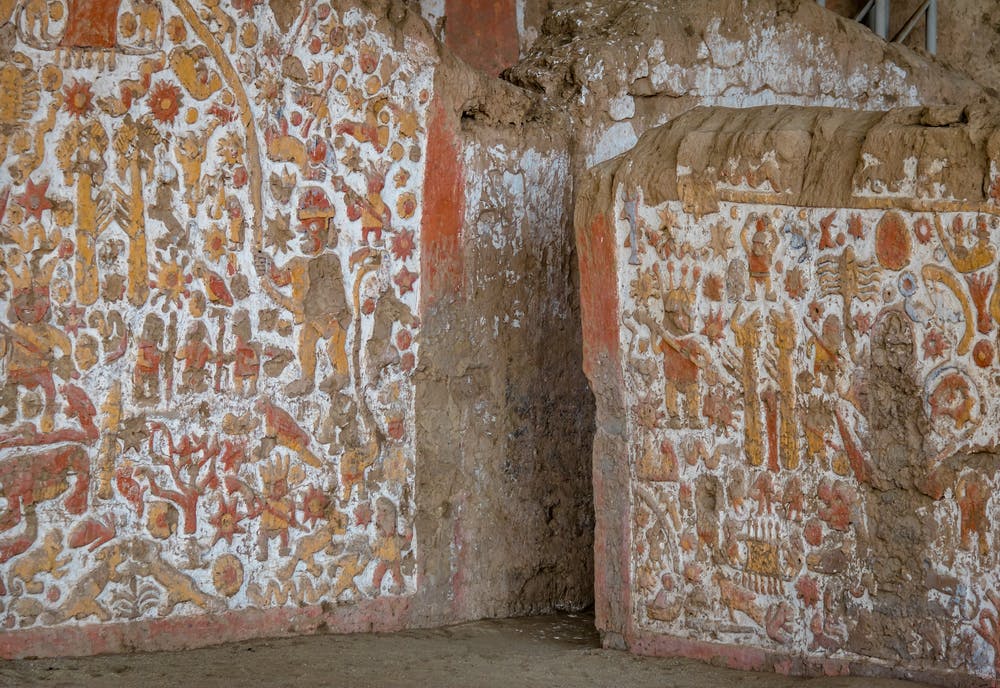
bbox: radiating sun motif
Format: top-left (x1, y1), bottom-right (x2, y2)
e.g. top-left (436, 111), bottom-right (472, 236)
top-left (390, 228), bottom-right (415, 262)
top-left (209, 498), bottom-right (247, 545)
top-left (148, 81), bottom-right (183, 124)
top-left (634, 394), bottom-right (664, 431)
top-left (922, 328), bottom-right (949, 361)
top-left (62, 78), bottom-right (94, 118)
top-left (300, 485), bottom-right (331, 527)
top-left (202, 225), bottom-right (229, 262)
top-left (150, 248), bottom-right (192, 307)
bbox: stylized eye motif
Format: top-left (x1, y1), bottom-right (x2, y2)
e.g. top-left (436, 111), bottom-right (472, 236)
top-left (898, 271), bottom-right (918, 298)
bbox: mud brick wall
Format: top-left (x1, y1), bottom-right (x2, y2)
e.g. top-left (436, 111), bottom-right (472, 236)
top-left (415, 87), bottom-right (594, 619)
top-left (577, 105), bottom-right (1000, 686)
top-left (0, 0), bottom-right (435, 653)
top-left (0, 0), bottom-right (593, 657)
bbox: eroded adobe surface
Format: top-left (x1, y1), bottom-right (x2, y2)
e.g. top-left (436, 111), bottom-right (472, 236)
top-left (509, 0), bottom-right (996, 168)
top-left (822, 0), bottom-right (1000, 96)
top-left (577, 105), bottom-right (1000, 685)
top-left (414, 61), bottom-right (595, 620)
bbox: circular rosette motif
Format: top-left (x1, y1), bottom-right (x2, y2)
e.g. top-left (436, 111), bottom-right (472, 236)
top-left (212, 554), bottom-right (245, 598)
top-left (923, 365), bottom-right (981, 435)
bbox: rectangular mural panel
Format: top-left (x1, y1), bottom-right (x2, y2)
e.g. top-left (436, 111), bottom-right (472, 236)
top-left (0, 0), bottom-right (431, 642)
top-left (608, 187), bottom-right (1000, 681)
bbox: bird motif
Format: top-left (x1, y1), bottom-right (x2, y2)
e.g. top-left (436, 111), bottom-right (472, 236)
top-left (193, 261), bottom-right (234, 307)
top-left (115, 464), bottom-right (147, 518)
top-left (257, 399), bottom-right (323, 468)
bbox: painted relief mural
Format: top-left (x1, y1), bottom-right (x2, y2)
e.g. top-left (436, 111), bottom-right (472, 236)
top-left (616, 191), bottom-right (1000, 679)
top-left (0, 0), bottom-right (430, 630)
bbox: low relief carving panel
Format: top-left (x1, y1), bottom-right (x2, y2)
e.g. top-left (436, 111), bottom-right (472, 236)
top-left (0, 0), bottom-right (430, 629)
top-left (618, 189), bottom-right (1000, 679)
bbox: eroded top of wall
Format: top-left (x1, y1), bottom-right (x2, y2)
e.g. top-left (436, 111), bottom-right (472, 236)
top-left (823, 0), bottom-right (1000, 96)
top-left (508, 0), bottom-right (995, 167)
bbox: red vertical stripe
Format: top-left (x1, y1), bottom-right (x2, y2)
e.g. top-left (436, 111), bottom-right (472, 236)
top-left (420, 97), bottom-right (465, 306)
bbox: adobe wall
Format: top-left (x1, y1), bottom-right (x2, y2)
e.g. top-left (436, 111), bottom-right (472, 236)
top-left (0, 0), bottom-right (596, 657)
top-left (411, 55), bottom-right (595, 621)
top-left (2, 0), bottom-right (998, 663)
top-left (412, 0), bottom-right (1000, 639)
top-left (577, 105), bottom-right (1000, 686)
top-left (0, 0), bottom-right (440, 656)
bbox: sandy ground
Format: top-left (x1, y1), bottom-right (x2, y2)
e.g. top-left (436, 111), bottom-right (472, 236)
top-left (0, 613), bottom-right (935, 688)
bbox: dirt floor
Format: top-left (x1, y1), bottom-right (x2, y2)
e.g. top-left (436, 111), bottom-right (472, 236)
top-left (0, 613), bottom-right (936, 688)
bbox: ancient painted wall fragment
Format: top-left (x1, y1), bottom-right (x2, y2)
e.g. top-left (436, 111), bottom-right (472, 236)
top-left (579, 105), bottom-right (1000, 685)
top-left (0, 0), bottom-right (432, 652)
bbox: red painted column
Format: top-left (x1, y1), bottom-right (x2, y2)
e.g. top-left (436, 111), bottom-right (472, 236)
top-left (421, 97), bottom-right (465, 306)
top-left (576, 208), bottom-right (630, 644)
top-left (577, 212), bottom-right (621, 381)
top-left (444, 0), bottom-right (519, 77)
